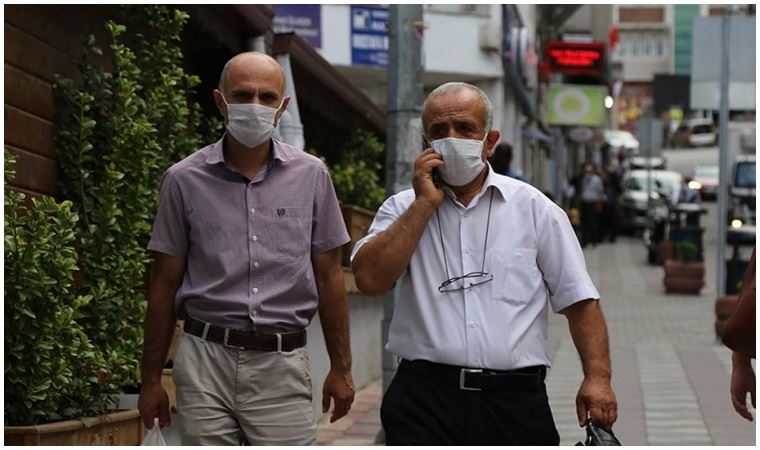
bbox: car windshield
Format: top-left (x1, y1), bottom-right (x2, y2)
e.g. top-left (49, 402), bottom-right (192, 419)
top-left (735, 162), bottom-right (756, 188)
top-left (626, 175), bottom-right (674, 195)
top-left (692, 124), bottom-right (713, 134)
top-left (695, 166), bottom-right (719, 177)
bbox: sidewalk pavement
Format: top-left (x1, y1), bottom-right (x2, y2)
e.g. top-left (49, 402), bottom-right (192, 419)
top-left (317, 379), bottom-right (383, 445)
top-left (317, 230), bottom-right (756, 446)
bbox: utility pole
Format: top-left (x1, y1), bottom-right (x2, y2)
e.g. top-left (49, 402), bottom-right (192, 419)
top-left (378, 4), bottom-right (424, 444)
top-left (716, 12), bottom-right (731, 297)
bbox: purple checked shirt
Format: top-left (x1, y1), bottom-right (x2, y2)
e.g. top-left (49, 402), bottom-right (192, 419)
top-left (147, 137), bottom-right (349, 331)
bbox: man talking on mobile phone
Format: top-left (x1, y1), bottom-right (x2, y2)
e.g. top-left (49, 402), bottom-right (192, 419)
top-left (351, 82), bottom-right (617, 445)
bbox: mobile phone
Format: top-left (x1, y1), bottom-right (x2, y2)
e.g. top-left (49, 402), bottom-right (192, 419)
top-left (432, 168), bottom-right (443, 189)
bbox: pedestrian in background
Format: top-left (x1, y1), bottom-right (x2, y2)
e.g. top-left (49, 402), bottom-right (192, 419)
top-left (138, 51), bottom-right (354, 445)
top-left (352, 82), bottom-right (617, 445)
top-left (723, 248), bottom-right (756, 422)
top-left (579, 163), bottom-right (605, 247)
top-left (488, 142), bottom-right (528, 182)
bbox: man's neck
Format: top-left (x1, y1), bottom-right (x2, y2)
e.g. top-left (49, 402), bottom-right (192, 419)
top-left (450, 167), bottom-right (489, 207)
top-left (224, 135), bottom-right (272, 179)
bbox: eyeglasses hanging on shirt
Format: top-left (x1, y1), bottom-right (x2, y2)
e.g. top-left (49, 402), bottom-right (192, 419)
top-left (436, 189), bottom-right (495, 293)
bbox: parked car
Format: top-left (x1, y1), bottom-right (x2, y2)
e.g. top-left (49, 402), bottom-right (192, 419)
top-left (629, 156), bottom-right (666, 170)
top-left (671, 118), bottom-right (717, 148)
top-left (620, 170), bottom-right (683, 232)
top-left (690, 165), bottom-right (719, 200)
top-left (603, 129), bottom-right (640, 157)
top-left (728, 154), bottom-right (756, 229)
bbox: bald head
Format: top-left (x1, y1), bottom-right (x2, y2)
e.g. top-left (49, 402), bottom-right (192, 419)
top-left (422, 82), bottom-right (493, 132)
top-left (218, 52), bottom-right (286, 95)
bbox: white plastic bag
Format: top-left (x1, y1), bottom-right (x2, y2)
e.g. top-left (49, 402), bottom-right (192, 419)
top-left (142, 419), bottom-right (167, 446)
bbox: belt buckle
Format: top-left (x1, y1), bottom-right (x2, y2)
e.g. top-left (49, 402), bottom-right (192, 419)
top-left (223, 328), bottom-right (245, 350)
top-left (459, 368), bottom-right (482, 391)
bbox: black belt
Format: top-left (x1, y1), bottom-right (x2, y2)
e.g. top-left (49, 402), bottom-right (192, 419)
top-left (184, 316), bottom-right (306, 352)
top-left (398, 359), bottom-right (546, 392)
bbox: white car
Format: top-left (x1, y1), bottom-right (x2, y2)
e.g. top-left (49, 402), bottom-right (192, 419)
top-left (604, 129), bottom-right (640, 156)
top-left (619, 170), bottom-right (683, 231)
top-left (671, 118), bottom-right (717, 147)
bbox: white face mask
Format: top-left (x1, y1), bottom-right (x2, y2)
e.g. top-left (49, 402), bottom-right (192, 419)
top-left (222, 94), bottom-right (283, 148)
top-left (429, 135), bottom-right (488, 186)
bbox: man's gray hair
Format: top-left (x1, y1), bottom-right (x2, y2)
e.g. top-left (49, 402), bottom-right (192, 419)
top-left (218, 52), bottom-right (286, 94)
top-left (422, 82), bottom-right (493, 130)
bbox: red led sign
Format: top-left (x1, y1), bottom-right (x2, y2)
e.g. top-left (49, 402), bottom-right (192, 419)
top-left (546, 41), bottom-right (606, 76)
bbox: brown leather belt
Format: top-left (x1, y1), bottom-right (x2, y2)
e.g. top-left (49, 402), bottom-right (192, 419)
top-left (184, 316), bottom-right (306, 352)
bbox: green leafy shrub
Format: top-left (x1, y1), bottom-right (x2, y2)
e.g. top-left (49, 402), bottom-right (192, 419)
top-left (674, 241), bottom-right (699, 262)
top-left (4, 5), bottom-right (202, 425)
top-left (4, 151), bottom-right (108, 425)
top-left (330, 129), bottom-right (387, 211)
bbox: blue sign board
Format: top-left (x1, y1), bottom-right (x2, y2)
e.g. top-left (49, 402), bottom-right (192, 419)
top-left (273, 5), bottom-right (321, 48)
top-left (351, 6), bottom-right (389, 67)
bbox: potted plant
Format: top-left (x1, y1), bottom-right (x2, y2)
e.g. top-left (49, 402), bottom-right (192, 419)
top-left (5, 6), bottom-right (200, 443)
top-left (663, 241), bottom-right (704, 294)
top-left (326, 129), bottom-right (386, 267)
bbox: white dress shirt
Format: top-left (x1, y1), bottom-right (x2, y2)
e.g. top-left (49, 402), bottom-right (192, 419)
top-left (352, 166), bottom-right (600, 370)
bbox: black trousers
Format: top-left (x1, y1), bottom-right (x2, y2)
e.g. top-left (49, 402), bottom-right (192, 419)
top-left (381, 363), bottom-right (560, 446)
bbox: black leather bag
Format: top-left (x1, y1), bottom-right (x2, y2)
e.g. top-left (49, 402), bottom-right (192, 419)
top-left (575, 424), bottom-right (622, 446)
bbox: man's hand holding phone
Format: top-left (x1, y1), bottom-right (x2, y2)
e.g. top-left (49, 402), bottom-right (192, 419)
top-left (413, 148), bottom-right (445, 209)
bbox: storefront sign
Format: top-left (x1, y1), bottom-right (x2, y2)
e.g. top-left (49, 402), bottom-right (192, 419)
top-left (351, 6), bottom-right (389, 67)
top-left (547, 84), bottom-right (606, 126)
top-left (546, 41), bottom-right (605, 77)
top-left (273, 5), bottom-right (321, 48)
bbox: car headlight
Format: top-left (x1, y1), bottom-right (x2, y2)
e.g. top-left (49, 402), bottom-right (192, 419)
top-left (688, 181), bottom-right (702, 190)
top-left (731, 219), bottom-right (743, 228)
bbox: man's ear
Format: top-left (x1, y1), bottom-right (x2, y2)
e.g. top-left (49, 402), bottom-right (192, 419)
top-left (485, 129), bottom-right (501, 155)
top-left (213, 89), bottom-right (227, 122)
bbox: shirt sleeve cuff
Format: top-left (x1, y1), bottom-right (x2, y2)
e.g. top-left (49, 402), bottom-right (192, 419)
top-left (550, 282), bottom-right (601, 313)
top-left (311, 233), bottom-right (351, 254)
top-left (147, 240), bottom-right (187, 259)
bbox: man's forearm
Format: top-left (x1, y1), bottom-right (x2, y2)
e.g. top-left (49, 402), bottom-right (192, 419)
top-left (317, 268), bottom-right (352, 372)
top-left (564, 299), bottom-right (611, 380)
top-left (141, 282), bottom-right (178, 385)
top-left (353, 199), bottom-right (436, 295)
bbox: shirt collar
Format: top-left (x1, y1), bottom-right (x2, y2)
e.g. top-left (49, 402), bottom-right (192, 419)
top-left (483, 163), bottom-right (510, 201)
top-left (442, 163), bottom-right (510, 206)
top-left (204, 134), bottom-right (294, 166)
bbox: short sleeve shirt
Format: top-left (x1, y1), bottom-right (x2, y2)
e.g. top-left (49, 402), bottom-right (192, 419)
top-left (351, 166), bottom-right (600, 370)
top-left (148, 137), bottom-right (350, 331)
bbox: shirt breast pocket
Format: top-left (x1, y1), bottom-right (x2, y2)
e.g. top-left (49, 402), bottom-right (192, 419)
top-left (264, 207), bottom-right (312, 259)
top-left (491, 248), bottom-right (541, 304)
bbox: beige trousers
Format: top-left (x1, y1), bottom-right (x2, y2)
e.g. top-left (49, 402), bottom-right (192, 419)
top-left (173, 332), bottom-right (316, 445)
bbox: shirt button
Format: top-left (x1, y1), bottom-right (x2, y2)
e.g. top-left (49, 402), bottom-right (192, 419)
top-left (254, 262), bottom-right (260, 268)
top-left (252, 235), bottom-right (258, 241)
top-left (468, 322), bottom-right (477, 328)
top-left (252, 287), bottom-right (259, 294)
top-left (465, 248), bottom-right (472, 254)
top-left (251, 208), bottom-right (256, 214)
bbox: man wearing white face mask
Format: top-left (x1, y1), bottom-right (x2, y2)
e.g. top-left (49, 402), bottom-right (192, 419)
top-left (138, 52), bottom-right (354, 445)
top-left (352, 82), bottom-right (617, 445)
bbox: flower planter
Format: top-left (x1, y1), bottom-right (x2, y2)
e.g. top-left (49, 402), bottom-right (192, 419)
top-left (4, 409), bottom-right (143, 445)
top-left (340, 204), bottom-right (375, 267)
top-left (663, 260), bottom-right (705, 294)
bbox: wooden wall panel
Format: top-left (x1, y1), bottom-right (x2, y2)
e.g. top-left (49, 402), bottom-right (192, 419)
top-left (5, 23), bottom-right (81, 84)
top-left (5, 4), bottom-right (86, 61)
top-left (5, 64), bottom-right (55, 121)
top-left (5, 147), bottom-right (56, 196)
top-left (5, 105), bottom-right (55, 159)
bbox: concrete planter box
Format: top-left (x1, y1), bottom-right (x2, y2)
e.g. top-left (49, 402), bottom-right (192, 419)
top-left (5, 409), bottom-right (143, 445)
top-left (663, 260), bottom-right (705, 294)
